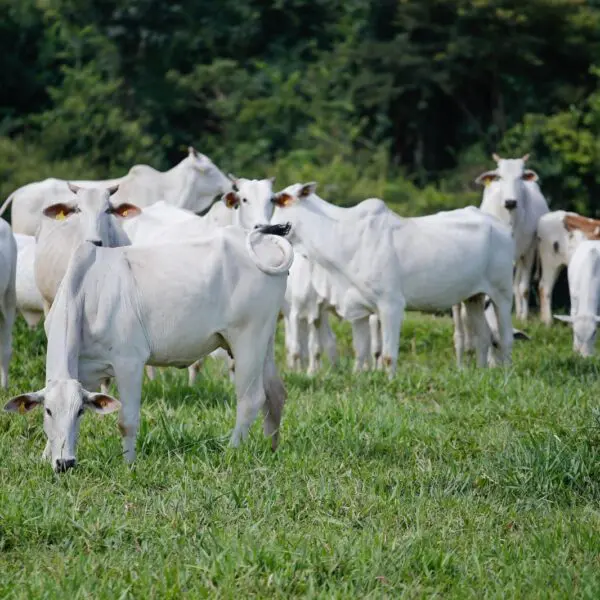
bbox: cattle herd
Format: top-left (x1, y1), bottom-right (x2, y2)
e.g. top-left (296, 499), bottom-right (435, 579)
top-left (0, 147), bottom-right (599, 473)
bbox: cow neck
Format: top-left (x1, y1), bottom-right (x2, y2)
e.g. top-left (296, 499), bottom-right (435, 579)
top-left (44, 245), bottom-right (99, 381)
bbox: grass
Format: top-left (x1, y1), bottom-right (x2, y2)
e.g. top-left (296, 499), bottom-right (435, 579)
top-left (1, 312), bottom-right (600, 598)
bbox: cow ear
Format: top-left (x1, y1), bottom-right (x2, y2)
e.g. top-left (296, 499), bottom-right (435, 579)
top-left (43, 203), bottom-right (77, 221)
top-left (4, 391), bottom-right (44, 414)
top-left (492, 153), bottom-right (502, 163)
top-left (67, 182), bottom-right (81, 195)
top-left (109, 203), bottom-right (141, 219)
top-left (475, 171), bottom-right (498, 187)
top-left (522, 170), bottom-right (538, 182)
top-left (107, 184), bottom-right (119, 196)
top-left (223, 191), bottom-right (239, 209)
top-left (273, 193), bottom-right (295, 207)
top-left (554, 314), bottom-right (573, 323)
top-left (298, 182), bottom-right (317, 198)
top-left (188, 146), bottom-right (199, 157)
top-left (84, 392), bottom-right (121, 415)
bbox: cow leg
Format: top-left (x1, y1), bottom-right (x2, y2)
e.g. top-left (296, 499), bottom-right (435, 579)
top-left (318, 307), bottom-right (338, 367)
top-left (351, 317), bottom-right (371, 372)
top-left (114, 364), bottom-right (145, 464)
top-left (378, 302), bottom-right (404, 378)
top-left (285, 310), bottom-right (303, 371)
top-left (452, 304), bottom-right (465, 368)
top-left (145, 365), bottom-right (156, 381)
top-left (0, 284), bottom-right (15, 389)
top-left (489, 295), bottom-right (513, 366)
top-left (307, 318), bottom-right (321, 376)
top-left (539, 263), bottom-right (561, 326)
top-left (261, 334), bottom-right (286, 451)
top-left (463, 295), bottom-right (489, 368)
top-left (229, 329), bottom-right (270, 447)
top-left (188, 359), bottom-right (203, 386)
top-left (369, 313), bottom-right (382, 370)
top-left (516, 246), bottom-right (536, 322)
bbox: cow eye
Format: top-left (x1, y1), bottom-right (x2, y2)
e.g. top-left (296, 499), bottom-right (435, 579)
top-left (242, 198), bottom-right (248, 203)
top-left (45, 408), bottom-right (52, 417)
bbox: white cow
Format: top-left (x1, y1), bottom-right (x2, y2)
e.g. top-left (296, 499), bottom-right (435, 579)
top-left (537, 211), bottom-right (594, 325)
top-left (4, 224), bottom-right (294, 472)
top-left (269, 184), bottom-right (515, 375)
top-left (34, 184), bottom-right (140, 312)
top-left (223, 178), bottom-right (386, 372)
top-left (554, 240), bottom-right (600, 356)
top-left (2, 148), bottom-right (230, 235)
top-left (14, 234), bottom-right (44, 328)
top-left (0, 221), bottom-right (16, 388)
top-left (475, 153), bottom-right (549, 321)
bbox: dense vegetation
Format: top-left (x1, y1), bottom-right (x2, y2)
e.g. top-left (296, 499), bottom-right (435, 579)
top-left (2, 0), bottom-right (600, 215)
top-left (2, 315), bottom-right (600, 596)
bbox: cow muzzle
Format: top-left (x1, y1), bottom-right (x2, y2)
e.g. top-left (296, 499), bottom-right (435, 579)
top-left (54, 458), bottom-right (76, 473)
top-left (504, 199), bottom-right (517, 210)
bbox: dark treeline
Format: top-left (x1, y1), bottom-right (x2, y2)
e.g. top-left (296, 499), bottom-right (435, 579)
top-left (1, 0), bottom-right (600, 214)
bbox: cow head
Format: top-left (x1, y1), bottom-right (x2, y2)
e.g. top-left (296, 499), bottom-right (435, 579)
top-left (183, 147), bottom-right (232, 212)
top-left (268, 182), bottom-right (318, 245)
top-left (42, 184), bottom-right (141, 247)
top-left (222, 177), bottom-right (277, 229)
top-left (4, 379), bottom-right (120, 472)
top-left (554, 313), bottom-right (600, 357)
top-left (475, 153), bottom-right (538, 211)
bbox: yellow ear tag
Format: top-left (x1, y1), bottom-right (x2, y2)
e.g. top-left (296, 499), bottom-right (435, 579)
top-left (122, 209), bottom-right (128, 217)
top-left (484, 179), bottom-right (491, 187)
top-left (18, 402), bottom-right (26, 415)
top-left (56, 211), bottom-right (65, 221)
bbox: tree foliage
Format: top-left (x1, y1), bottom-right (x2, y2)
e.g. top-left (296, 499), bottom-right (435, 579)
top-left (1, 0), bottom-right (600, 213)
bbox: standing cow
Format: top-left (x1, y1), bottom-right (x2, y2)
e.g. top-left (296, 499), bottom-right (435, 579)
top-left (475, 153), bottom-right (549, 321)
top-left (269, 184), bottom-right (515, 376)
top-left (1, 148), bottom-right (230, 235)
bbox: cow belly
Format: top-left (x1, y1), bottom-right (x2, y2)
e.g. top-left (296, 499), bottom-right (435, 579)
top-left (148, 333), bottom-right (224, 367)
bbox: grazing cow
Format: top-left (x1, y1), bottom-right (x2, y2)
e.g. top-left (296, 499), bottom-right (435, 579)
top-left (34, 184), bottom-right (140, 313)
top-left (4, 224), bottom-right (294, 471)
top-left (0, 221), bottom-right (16, 388)
top-left (269, 184), bottom-right (515, 375)
top-left (475, 153), bottom-right (549, 321)
top-left (223, 178), bottom-right (386, 372)
top-left (2, 148), bottom-right (229, 235)
top-left (14, 234), bottom-right (44, 329)
top-left (537, 211), bottom-right (590, 325)
top-left (554, 240), bottom-right (600, 356)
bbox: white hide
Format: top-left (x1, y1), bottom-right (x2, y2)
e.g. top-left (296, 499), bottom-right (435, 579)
top-left (0, 221), bottom-right (17, 388)
top-left (270, 187), bottom-right (515, 376)
top-left (476, 155), bottom-right (549, 321)
top-left (14, 234), bottom-right (44, 328)
top-left (5, 225), bottom-right (293, 471)
top-left (537, 210), bottom-right (586, 325)
top-left (34, 185), bottom-right (138, 311)
top-left (2, 148), bottom-right (230, 235)
top-left (555, 240), bottom-right (600, 357)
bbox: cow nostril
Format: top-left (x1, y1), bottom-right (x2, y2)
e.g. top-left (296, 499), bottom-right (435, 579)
top-left (504, 200), bottom-right (517, 210)
top-left (90, 240), bottom-right (103, 247)
top-left (55, 458), bottom-right (76, 473)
